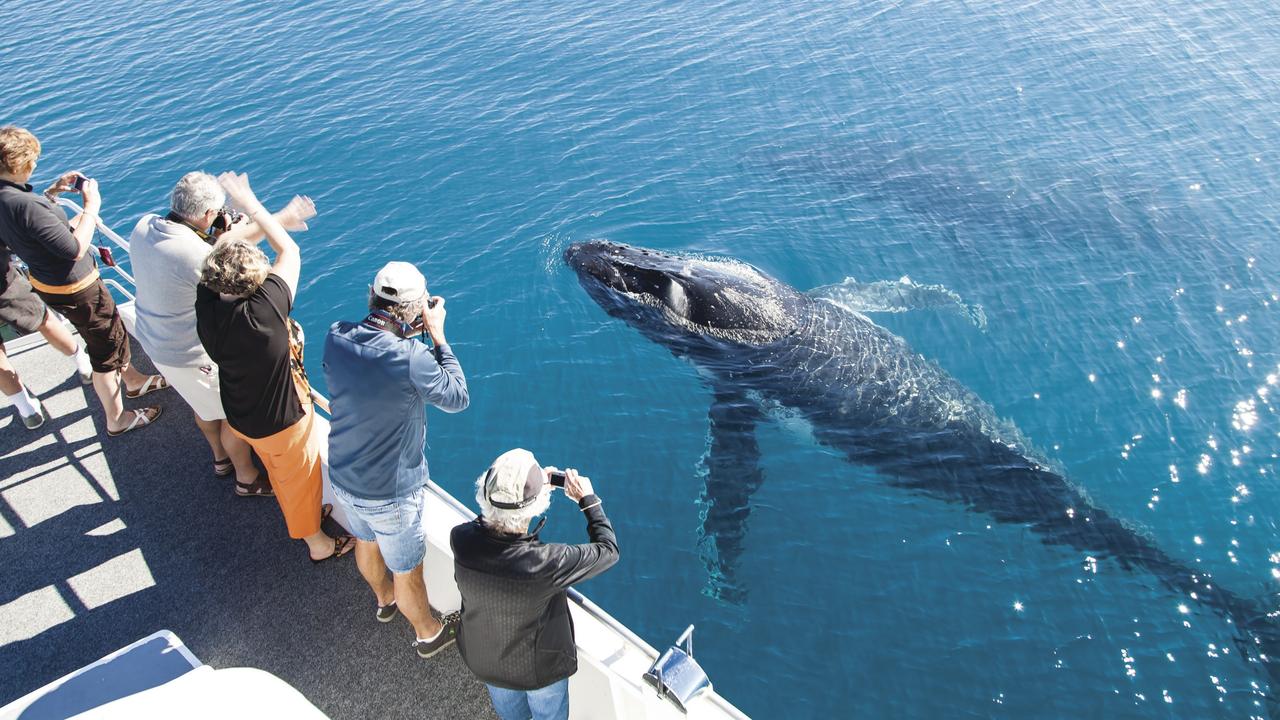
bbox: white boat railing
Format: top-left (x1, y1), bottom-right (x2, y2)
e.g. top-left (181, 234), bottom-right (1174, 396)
top-left (55, 197), bottom-right (136, 302)
top-left (46, 199), bottom-right (750, 720)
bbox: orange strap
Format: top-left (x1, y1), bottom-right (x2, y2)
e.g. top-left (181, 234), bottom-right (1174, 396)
top-left (29, 267), bottom-right (100, 295)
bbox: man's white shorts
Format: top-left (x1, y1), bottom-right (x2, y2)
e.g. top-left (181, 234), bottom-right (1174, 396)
top-left (152, 358), bottom-right (226, 422)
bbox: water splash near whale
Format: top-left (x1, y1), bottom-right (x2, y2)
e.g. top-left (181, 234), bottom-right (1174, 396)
top-left (811, 275), bottom-right (988, 330)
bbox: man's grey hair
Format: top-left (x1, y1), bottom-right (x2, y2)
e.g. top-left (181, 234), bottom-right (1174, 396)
top-left (475, 473), bottom-right (551, 535)
top-left (171, 171), bottom-right (224, 222)
top-left (368, 290), bottom-right (422, 326)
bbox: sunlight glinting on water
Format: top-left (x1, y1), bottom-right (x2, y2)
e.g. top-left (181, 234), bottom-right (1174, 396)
top-left (6, 0), bottom-right (1280, 715)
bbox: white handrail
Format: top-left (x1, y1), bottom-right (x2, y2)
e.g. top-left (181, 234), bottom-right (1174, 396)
top-left (55, 197), bottom-right (137, 289)
top-left (102, 278), bottom-right (135, 302)
top-left (55, 197), bottom-right (131, 252)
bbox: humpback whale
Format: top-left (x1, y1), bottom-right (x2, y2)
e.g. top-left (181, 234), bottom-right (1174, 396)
top-left (564, 239), bottom-right (1280, 697)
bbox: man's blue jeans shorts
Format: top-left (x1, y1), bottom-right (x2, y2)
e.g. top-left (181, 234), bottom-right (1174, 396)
top-left (330, 484), bottom-right (428, 573)
top-left (486, 679), bottom-right (569, 720)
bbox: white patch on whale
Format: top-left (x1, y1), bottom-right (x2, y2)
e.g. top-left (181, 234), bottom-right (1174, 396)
top-left (812, 276), bottom-right (988, 330)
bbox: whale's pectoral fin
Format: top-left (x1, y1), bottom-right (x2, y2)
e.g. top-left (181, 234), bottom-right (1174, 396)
top-left (697, 387), bottom-right (766, 605)
top-left (809, 277), bottom-right (988, 330)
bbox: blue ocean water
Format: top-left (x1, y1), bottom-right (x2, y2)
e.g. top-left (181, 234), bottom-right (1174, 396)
top-left (6, 0), bottom-right (1280, 716)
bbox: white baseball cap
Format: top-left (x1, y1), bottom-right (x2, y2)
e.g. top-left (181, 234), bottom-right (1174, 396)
top-left (484, 448), bottom-right (546, 510)
top-left (372, 261), bottom-right (427, 303)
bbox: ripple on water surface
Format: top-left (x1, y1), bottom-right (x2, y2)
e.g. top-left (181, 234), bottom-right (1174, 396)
top-left (5, 0), bottom-right (1280, 716)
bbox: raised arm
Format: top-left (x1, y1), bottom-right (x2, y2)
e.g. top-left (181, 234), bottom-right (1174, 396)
top-left (67, 177), bottom-right (101, 259)
top-left (408, 295), bottom-right (470, 411)
top-left (549, 470), bottom-right (619, 588)
top-left (37, 172), bottom-right (98, 260)
top-left (216, 172), bottom-right (302, 299)
top-left (218, 194), bottom-right (316, 245)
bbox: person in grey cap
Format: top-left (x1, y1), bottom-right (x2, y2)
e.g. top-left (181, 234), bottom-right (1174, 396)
top-left (323, 260), bottom-right (469, 659)
top-left (451, 448), bottom-right (620, 720)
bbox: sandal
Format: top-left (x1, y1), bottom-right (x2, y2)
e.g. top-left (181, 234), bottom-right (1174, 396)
top-left (213, 457), bottom-right (234, 476)
top-left (234, 474), bottom-right (274, 497)
top-left (125, 374), bottom-right (169, 399)
top-left (107, 406), bottom-right (163, 437)
top-left (310, 534), bottom-right (355, 564)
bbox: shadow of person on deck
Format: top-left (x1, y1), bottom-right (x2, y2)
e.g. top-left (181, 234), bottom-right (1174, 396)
top-left (0, 337), bottom-right (494, 720)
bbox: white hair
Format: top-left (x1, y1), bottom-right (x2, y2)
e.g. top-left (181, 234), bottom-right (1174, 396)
top-left (475, 472), bottom-right (551, 535)
top-left (368, 289), bottom-right (422, 326)
top-left (170, 171), bottom-right (224, 222)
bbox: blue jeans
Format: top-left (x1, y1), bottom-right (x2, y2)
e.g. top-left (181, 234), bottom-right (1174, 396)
top-left (486, 679), bottom-right (569, 720)
top-left (329, 484), bottom-right (427, 573)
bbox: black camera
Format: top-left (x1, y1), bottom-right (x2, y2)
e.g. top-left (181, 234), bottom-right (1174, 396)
top-left (548, 471), bottom-right (567, 488)
top-left (209, 206), bottom-right (244, 235)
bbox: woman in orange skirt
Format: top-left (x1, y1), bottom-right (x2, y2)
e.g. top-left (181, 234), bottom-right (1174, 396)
top-left (194, 171), bottom-right (352, 563)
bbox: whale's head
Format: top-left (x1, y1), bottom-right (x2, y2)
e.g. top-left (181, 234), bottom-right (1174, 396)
top-left (564, 241), bottom-right (802, 348)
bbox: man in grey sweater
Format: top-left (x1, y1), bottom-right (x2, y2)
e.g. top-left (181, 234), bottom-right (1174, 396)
top-left (130, 171), bottom-right (314, 491)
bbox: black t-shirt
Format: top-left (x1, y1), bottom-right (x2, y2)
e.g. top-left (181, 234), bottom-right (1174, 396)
top-left (0, 180), bottom-right (96, 287)
top-left (195, 274), bottom-right (305, 439)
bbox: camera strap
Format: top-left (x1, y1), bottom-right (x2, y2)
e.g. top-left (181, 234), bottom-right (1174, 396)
top-left (362, 309), bottom-right (415, 339)
top-left (165, 212), bottom-right (213, 242)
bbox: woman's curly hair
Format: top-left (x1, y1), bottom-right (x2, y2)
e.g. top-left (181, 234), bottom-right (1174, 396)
top-left (201, 240), bottom-right (270, 298)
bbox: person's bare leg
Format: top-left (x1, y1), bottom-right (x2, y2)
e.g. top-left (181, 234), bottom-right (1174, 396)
top-left (219, 422), bottom-right (258, 484)
top-left (395, 564), bottom-right (442, 639)
top-left (0, 345), bottom-right (23, 396)
top-left (92, 369), bottom-right (128, 430)
top-left (355, 540), bottom-right (396, 607)
top-left (119, 362), bottom-right (148, 390)
top-left (194, 414), bottom-right (227, 459)
top-left (304, 531), bottom-right (349, 560)
top-left (36, 312), bottom-right (76, 356)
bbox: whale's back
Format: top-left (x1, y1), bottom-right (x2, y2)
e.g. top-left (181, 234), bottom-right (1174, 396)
top-left (761, 299), bottom-right (1046, 468)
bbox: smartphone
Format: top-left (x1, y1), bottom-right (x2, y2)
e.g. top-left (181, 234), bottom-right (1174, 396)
top-left (548, 471), bottom-right (567, 488)
top-left (72, 175), bottom-right (86, 192)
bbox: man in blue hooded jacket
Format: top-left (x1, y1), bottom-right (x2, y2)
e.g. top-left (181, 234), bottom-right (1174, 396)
top-left (323, 261), bottom-right (469, 659)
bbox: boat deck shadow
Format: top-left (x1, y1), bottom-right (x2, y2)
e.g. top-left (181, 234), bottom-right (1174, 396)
top-left (0, 336), bottom-right (495, 719)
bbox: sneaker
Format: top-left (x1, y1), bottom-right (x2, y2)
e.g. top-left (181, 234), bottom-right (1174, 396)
top-left (376, 602), bottom-right (399, 623)
top-left (20, 408), bottom-right (45, 430)
top-left (412, 615), bottom-right (458, 659)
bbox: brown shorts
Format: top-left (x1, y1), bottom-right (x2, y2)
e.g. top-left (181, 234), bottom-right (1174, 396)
top-left (36, 279), bottom-right (129, 373)
top-left (0, 265), bottom-right (49, 335)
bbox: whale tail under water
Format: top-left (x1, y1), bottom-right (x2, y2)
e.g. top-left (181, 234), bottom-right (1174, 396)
top-left (564, 240), bottom-right (1280, 705)
top-left (692, 386), bottom-right (1280, 706)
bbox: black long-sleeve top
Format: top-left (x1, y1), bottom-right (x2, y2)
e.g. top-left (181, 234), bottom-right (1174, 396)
top-left (451, 495), bottom-right (620, 690)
